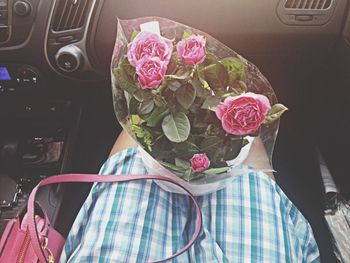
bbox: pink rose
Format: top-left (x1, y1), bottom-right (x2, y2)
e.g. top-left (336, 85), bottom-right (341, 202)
top-left (190, 153), bottom-right (210, 172)
top-left (176, 35), bottom-right (206, 65)
top-left (136, 57), bottom-right (167, 90)
top-left (215, 92), bottom-right (271, 136)
top-left (127, 31), bottom-right (173, 67)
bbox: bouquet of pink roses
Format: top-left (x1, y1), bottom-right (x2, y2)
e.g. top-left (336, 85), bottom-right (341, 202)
top-left (111, 17), bottom-right (287, 194)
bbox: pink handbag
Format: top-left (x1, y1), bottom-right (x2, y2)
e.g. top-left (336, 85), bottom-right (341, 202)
top-left (0, 212), bottom-right (65, 263)
top-left (0, 174), bottom-right (202, 263)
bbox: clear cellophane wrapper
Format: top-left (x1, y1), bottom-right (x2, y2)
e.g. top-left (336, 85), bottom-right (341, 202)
top-left (111, 17), bottom-right (281, 195)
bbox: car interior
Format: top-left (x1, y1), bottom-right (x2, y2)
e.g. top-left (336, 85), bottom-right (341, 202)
top-left (1, 0), bottom-right (350, 261)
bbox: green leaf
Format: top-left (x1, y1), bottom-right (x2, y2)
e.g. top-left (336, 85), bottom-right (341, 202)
top-left (131, 124), bottom-right (144, 137)
top-left (183, 168), bottom-right (193, 181)
top-left (264, 104), bottom-right (288, 124)
top-left (159, 161), bottom-right (186, 173)
top-left (192, 115), bottom-right (212, 134)
top-left (224, 138), bottom-right (243, 161)
top-left (165, 72), bottom-right (190, 80)
top-left (162, 89), bottom-right (178, 111)
top-left (201, 96), bottom-right (221, 111)
top-left (211, 144), bottom-right (226, 163)
top-left (129, 97), bottom-right (154, 115)
top-left (165, 62), bottom-right (192, 81)
top-left (190, 78), bottom-right (211, 98)
top-left (120, 56), bottom-right (136, 79)
top-left (113, 66), bottom-right (137, 94)
top-left (205, 124), bottom-right (221, 136)
top-left (168, 80), bottom-right (182, 92)
top-left (139, 100), bottom-right (154, 115)
top-left (175, 158), bottom-right (191, 169)
top-left (166, 53), bottom-right (179, 75)
top-left (173, 141), bottom-right (200, 158)
top-left (200, 136), bottom-right (224, 158)
top-left (165, 75), bottom-right (189, 80)
top-left (184, 171), bottom-right (206, 181)
top-left (174, 65), bottom-right (193, 79)
top-left (203, 53), bottom-right (217, 66)
top-left (202, 62), bottom-right (229, 91)
top-left (131, 125), bottom-right (153, 143)
top-left (134, 89), bottom-right (152, 102)
top-left (200, 136), bottom-right (223, 150)
top-left (175, 84), bottom-right (196, 109)
top-left (189, 102), bottom-right (201, 115)
top-left (130, 114), bottom-right (141, 125)
top-left (152, 136), bottom-right (174, 160)
top-left (199, 78), bottom-right (210, 90)
top-left (145, 107), bottom-right (170, 127)
top-left (175, 103), bottom-right (190, 114)
top-left (233, 80), bottom-right (248, 93)
top-left (242, 138), bottom-right (249, 147)
top-left (182, 31), bottom-right (191, 39)
top-left (131, 124), bottom-right (153, 150)
top-left (162, 112), bottom-right (190, 143)
top-left (143, 130), bottom-right (154, 151)
top-left (220, 58), bottom-right (246, 87)
top-left (130, 30), bottom-right (140, 42)
top-left (129, 97), bottom-right (139, 115)
top-left (153, 94), bottom-right (167, 107)
top-left (203, 167), bottom-right (230, 175)
top-left (193, 121), bottom-right (209, 129)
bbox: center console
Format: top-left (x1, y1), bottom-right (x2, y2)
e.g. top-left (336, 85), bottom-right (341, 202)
top-left (0, 100), bottom-right (78, 176)
top-left (0, 76), bottom-right (82, 235)
top-left (0, 62), bottom-right (80, 182)
top-left (0, 63), bottom-right (40, 93)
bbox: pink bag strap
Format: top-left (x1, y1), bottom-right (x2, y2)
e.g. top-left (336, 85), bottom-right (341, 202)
top-left (27, 174), bottom-right (203, 263)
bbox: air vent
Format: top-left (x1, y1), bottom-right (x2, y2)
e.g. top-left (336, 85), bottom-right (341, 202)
top-left (52, 0), bottom-right (90, 31)
top-left (284, 0), bottom-right (332, 10)
top-left (277, 0), bottom-right (338, 25)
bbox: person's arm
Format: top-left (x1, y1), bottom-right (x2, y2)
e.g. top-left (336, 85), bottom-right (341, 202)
top-left (109, 130), bottom-right (137, 157)
top-left (243, 137), bottom-right (275, 180)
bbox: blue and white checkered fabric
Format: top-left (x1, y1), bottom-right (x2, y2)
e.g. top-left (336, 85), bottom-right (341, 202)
top-left (59, 147), bottom-right (320, 262)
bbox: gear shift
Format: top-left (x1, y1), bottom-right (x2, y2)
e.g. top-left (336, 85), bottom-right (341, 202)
top-left (0, 136), bottom-right (23, 182)
top-left (0, 136), bottom-right (23, 212)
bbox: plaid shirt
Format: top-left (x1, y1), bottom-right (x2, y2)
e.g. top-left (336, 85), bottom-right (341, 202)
top-left (59, 147), bottom-right (320, 262)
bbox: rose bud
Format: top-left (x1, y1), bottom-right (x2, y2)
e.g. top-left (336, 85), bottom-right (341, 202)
top-left (176, 35), bottom-right (206, 65)
top-left (190, 153), bottom-right (210, 172)
top-left (215, 92), bottom-right (271, 136)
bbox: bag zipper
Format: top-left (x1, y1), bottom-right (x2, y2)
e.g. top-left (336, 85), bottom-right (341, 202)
top-left (16, 230), bottom-right (30, 263)
top-left (16, 232), bottom-right (55, 263)
top-left (42, 236), bottom-right (55, 263)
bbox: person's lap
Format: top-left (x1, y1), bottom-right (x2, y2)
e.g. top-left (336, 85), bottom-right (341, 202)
top-left (59, 147), bottom-right (319, 262)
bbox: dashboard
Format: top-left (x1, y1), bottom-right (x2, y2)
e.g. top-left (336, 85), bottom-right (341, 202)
top-left (0, 0), bottom-right (349, 92)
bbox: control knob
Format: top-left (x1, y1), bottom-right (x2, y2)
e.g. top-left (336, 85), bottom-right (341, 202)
top-left (14, 1), bottom-right (31, 16)
top-left (55, 45), bottom-right (83, 73)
